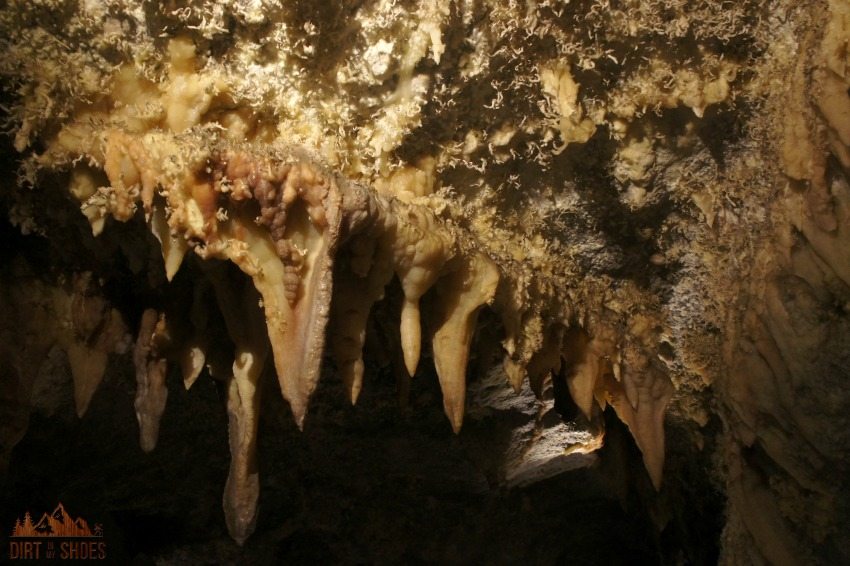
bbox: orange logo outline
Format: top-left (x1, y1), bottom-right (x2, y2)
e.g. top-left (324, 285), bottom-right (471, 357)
top-left (10, 503), bottom-right (103, 539)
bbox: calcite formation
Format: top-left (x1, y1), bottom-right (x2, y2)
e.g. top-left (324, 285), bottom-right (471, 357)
top-left (0, 0), bottom-right (848, 562)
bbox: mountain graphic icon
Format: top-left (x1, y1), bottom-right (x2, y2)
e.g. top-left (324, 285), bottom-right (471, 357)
top-left (11, 503), bottom-right (98, 538)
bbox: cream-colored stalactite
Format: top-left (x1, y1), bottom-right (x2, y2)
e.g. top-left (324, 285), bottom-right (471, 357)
top-left (65, 313), bottom-right (126, 418)
top-left (150, 204), bottom-right (190, 282)
top-left (388, 206), bottom-right (455, 377)
top-left (102, 131), bottom-right (204, 274)
top-left (331, 236), bottom-right (395, 404)
top-left (206, 264), bottom-right (269, 546)
top-left (605, 347), bottom-right (674, 491)
top-left (51, 275), bottom-right (128, 418)
top-left (562, 319), bottom-right (672, 489)
top-left (133, 308), bottom-right (169, 453)
top-left (526, 325), bottom-right (565, 399)
top-left (561, 328), bottom-right (599, 421)
top-left (180, 282), bottom-right (212, 390)
top-left (584, 315), bottom-right (673, 490)
top-left (223, 351), bottom-right (265, 545)
top-left (64, 343), bottom-right (109, 417)
top-left (277, 178), bottom-right (342, 424)
top-left (502, 358), bottom-right (527, 394)
top-left (211, 209), bottom-right (336, 428)
top-left (180, 344), bottom-right (206, 390)
top-left (496, 282), bottom-right (548, 395)
top-left (497, 297), bottom-right (532, 393)
top-left (432, 253), bottom-right (500, 433)
top-left (103, 130), bottom-right (162, 221)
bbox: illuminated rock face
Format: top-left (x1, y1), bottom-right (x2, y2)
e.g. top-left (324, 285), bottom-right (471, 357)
top-left (0, 0), bottom-right (848, 561)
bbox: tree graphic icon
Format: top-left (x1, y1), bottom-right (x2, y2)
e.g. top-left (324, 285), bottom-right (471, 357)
top-left (22, 512), bottom-right (35, 536)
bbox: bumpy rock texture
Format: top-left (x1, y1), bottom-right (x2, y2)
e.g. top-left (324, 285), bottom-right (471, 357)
top-left (0, 0), bottom-right (848, 563)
